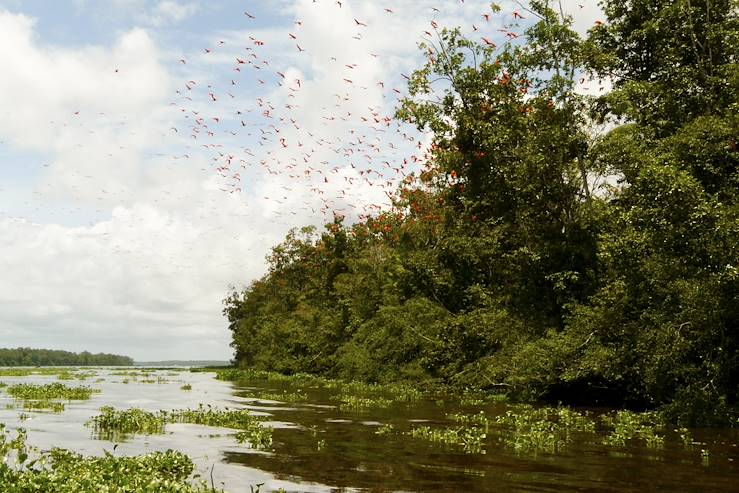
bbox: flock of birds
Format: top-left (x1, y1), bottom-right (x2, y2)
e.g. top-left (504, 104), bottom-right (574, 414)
top-left (0, 1), bottom-right (601, 347)
top-left (3, 1), bottom-right (604, 267)
top-left (160, 1), bottom-right (535, 225)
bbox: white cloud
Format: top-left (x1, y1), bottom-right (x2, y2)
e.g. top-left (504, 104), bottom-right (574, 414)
top-left (150, 1), bottom-right (198, 26)
top-left (0, 12), bottom-right (171, 153)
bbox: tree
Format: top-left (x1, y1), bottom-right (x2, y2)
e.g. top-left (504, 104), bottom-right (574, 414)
top-left (224, 0), bottom-right (739, 424)
top-left (397, 2), bottom-right (599, 327)
top-left (562, 0), bottom-right (739, 424)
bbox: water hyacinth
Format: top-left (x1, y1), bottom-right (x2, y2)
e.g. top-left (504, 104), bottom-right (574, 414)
top-left (85, 404), bottom-right (273, 449)
top-left (602, 410), bottom-right (666, 449)
top-left (165, 405), bottom-right (273, 449)
top-left (407, 424), bottom-right (487, 454)
top-left (86, 407), bottom-right (166, 440)
top-left (494, 406), bottom-right (596, 453)
top-left (20, 400), bottom-right (66, 413)
top-left (1, 424), bottom-right (223, 492)
top-left (333, 395), bottom-right (394, 411)
top-left (7, 383), bottom-right (99, 401)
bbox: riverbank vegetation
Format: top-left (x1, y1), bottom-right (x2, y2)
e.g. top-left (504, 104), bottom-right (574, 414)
top-left (0, 348), bottom-right (133, 367)
top-left (224, 0), bottom-right (739, 426)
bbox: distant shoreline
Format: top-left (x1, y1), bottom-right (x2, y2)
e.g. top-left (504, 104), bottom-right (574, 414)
top-left (134, 360), bottom-right (230, 367)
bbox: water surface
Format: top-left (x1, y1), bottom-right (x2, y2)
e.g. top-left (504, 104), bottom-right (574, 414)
top-left (0, 368), bottom-right (737, 492)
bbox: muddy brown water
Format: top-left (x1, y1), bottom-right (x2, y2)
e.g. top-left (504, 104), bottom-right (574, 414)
top-left (0, 368), bottom-right (737, 492)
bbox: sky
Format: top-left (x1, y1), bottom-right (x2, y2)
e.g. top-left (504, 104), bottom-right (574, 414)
top-left (0, 0), bottom-right (604, 361)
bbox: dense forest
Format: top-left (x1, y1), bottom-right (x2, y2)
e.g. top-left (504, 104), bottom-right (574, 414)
top-left (224, 0), bottom-right (738, 425)
top-left (0, 348), bottom-right (133, 367)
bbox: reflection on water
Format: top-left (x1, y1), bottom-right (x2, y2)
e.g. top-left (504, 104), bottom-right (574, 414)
top-left (0, 368), bottom-right (737, 492)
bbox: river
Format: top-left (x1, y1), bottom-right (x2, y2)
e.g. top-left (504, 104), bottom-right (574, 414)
top-left (0, 368), bottom-right (737, 492)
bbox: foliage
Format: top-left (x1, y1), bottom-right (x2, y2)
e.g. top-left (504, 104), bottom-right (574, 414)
top-left (0, 347), bottom-right (133, 366)
top-left (0, 424), bottom-right (220, 492)
top-left (224, 0), bottom-right (739, 425)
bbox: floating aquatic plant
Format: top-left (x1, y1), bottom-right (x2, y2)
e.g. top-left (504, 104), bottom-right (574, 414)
top-left (333, 395), bottom-right (393, 411)
top-left (86, 406), bottom-right (166, 440)
top-left (407, 424), bottom-right (487, 454)
top-left (601, 410), bottom-right (665, 449)
top-left (1, 424), bottom-right (224, 492)
top-left (7, 383), bottom-right (99, 401)
top-left (86, 404), bottom-right (273, 449)
top-left (375, 424), bottom-right (395, 436)
top-left (20, 400), bottom-right (66, 413)
top-left (165, 405), bottom-right (273, 449)
top-left (244, 390), bottom-right (307, 403)
top-left (494, 406), bottom-right (596, 453)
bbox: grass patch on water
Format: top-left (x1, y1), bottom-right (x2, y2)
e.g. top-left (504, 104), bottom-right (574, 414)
top-left (87, 407), bottom-right (166, 440)
top-left (332, 395), bottom-right (393, 411)
top-left (213, 368), bottom-right (423, 401)
top-left (404, 407), bottom-right (597, 455)
top-left (86, 404), bottom-right (272, 449)
top-left (241, 390), bottom-right (307, 403)
top-left (215, 369), bottom-right (424, 413)
top-left (0, 368), bottom-right (99, 378)
top-left (56, 370), bottom-right (97, 381)
top-left (602, 410), bottom-right (666, 449)
top-left (493, 406), bottom-right (595, 453)
top-left (164, 405), bottom-right (273, 449)
top-left (6, 383), bottom-right (99, 401)
top-left (19, 400), bottom-right (66, 413)
top-left (407, 424), bottom-right (488, 454)
top-left (0, 369), bottom-right (33, 377)
top-left (1, 424), bottom-right (222, 492)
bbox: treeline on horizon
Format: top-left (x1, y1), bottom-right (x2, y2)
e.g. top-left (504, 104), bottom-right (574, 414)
top-left (0, 348), bottom-right (134, 367)
top-left (224, 0), bottom-right (738, 425)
